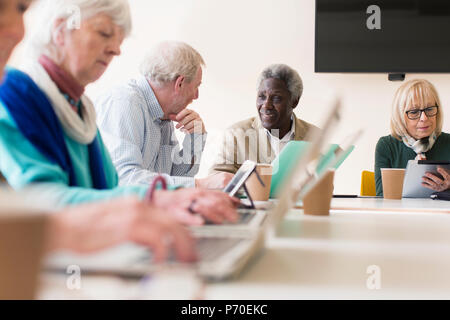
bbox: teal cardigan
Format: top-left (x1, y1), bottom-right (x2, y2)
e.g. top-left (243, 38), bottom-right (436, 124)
top-left (374, 133), bottom-right (450, 196)
top-left (0, 101), bottom-right (147, 206)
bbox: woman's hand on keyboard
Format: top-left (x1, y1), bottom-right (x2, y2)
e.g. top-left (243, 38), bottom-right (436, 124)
top-left (47, 197), bottom-right (197, 263)
top-left (152, 189), bottom-right (240, 225)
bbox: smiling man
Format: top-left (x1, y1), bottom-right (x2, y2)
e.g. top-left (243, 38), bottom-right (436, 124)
top-left (210, 64), bottom-right (320, 174)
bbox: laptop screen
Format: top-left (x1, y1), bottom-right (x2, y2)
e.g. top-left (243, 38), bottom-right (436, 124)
top-left (267, 99), bottom-right (343, 230)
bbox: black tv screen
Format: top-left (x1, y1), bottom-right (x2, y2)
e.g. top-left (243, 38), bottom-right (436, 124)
top-left (315, 0), bottom-right (450, 73)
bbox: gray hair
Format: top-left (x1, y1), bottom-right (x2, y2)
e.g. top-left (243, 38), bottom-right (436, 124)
top-left (140, 41), bottom-right (205, 86)
top-left (27, 0), bottom-right (132, 59)
top-left (257, 64), bottom-right (303, 105)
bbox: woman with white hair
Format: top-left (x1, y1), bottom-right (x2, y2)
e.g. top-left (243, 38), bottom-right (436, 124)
top-left (0, 0), bottom-right (197, 261)
top-left (375, 79), bottom-right (450, 196)
top-left (0, 0), bottom-right (239, 226)
top-left (0, 0), bottom-right (135, 204)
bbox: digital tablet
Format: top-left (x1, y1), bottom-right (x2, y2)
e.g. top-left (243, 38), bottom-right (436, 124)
top-left (402, 160), bottom-right (450, 198)
top-left (222, 160), bottom-right (257, 197)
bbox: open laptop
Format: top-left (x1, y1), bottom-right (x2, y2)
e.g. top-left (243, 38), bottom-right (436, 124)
top-left (189, 160), bottom-right (270, 237)
top-left (45, 99), bottom-right (342, 280)
top-left (270, 128), bottom-right (360, 198)
top-left (315, 129), bottom-right (362, 176)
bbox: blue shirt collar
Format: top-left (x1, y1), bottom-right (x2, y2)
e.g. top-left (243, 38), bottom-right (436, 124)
top-left (136, 76), bottom-right (165, 122)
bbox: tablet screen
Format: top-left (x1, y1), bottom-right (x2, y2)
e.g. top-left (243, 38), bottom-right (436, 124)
top-left (222, 161), bottom-right (256, 196)
top-left (403, 160), bottom-right (450, 198)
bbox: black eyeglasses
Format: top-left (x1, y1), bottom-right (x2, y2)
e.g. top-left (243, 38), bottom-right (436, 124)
top-left (405, 105), bottom-right (439, 120)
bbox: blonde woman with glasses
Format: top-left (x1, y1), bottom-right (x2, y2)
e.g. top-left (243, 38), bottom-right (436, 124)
top-left (375, 79), bottom-right (450, 196)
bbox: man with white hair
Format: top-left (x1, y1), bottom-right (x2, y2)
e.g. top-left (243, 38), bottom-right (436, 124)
top-left (96, 41), bottom-right (232, 189)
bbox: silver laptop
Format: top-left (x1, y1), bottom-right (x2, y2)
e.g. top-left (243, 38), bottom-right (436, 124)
top-left (45, 99), bottom-right (342, 280)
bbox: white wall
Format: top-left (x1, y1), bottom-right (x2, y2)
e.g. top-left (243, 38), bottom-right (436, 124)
top-left (13, 0), bottom-right (450, 194)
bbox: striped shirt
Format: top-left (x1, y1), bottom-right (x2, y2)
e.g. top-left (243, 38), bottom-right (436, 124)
top-left (95, 76), bottom-right (206, 188)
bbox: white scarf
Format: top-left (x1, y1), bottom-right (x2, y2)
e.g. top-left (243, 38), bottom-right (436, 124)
top-left (20, 62), bottom-right (98, 144)
top-left (402, 132), bottom-right (437, 160)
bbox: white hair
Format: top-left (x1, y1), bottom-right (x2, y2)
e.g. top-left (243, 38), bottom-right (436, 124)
top-left (257, 64), bottom-right (303, 105)
top-left (26, 0), bottom-right (132, 59)
top-left (140, 41), bottom-right (205, 86)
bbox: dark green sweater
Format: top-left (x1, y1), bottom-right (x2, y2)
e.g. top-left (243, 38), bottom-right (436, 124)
top-left (374, 132), bottom-right (450, 196)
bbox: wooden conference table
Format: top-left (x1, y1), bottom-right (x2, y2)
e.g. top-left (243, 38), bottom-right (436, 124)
top-left (39, 197), bottom-right (450, 299)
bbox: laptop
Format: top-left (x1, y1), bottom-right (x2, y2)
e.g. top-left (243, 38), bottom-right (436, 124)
top-left (270, 128), bottom-right (360, 198)
top-left (45, 99), bottom-right (342, 280)
top-left (315, 129), bottom-right (362, 177)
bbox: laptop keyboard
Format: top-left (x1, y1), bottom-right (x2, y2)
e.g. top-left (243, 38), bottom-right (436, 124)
top-left (196, 238), bottom-right (243, 262)
top-left (204, 209), bottom-right (256, 225)
top-left (237, 211), bottom-right (255, 224)
top-left (135, 238), bottom-right (244, 264)
top-left (135, 211), bottom-right (258, 265)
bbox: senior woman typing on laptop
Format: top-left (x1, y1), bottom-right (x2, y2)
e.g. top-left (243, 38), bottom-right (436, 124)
top-left (0, 0), bottom-right (224, 262)
top-left (374, 79), bottom-right (450, 196)
top-left (0, 0), bottom-right (238, 226)
top-left (0, 0), bottom-right (243, 264)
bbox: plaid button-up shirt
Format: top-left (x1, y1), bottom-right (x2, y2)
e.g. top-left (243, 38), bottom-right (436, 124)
top-left (95, 76), bottom-right (206, 188)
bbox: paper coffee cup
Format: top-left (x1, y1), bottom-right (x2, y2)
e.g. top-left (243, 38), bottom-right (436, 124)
top-left (303, 170), bottom-right (335, 216)
top-left (0, 191), bottom-right (48, 299)
top-left (245, 164), bottom-right (273, 201)
top-left (381, 168), bottom-right (405, 200)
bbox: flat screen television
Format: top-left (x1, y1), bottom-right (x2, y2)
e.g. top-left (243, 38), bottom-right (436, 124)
top-left (315, 0), bottom-right (450, 73)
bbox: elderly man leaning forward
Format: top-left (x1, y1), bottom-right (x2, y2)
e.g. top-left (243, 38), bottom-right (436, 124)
top-left (95, 41), bottom-right (233, 189)
top-left (210, 64), bottom-right (320, 174)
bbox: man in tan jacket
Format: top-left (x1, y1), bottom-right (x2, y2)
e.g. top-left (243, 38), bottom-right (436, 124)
top-left (210, 64), bottom-right (319, 174)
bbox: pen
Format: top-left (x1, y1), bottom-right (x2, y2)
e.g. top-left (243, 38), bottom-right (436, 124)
top-left (145, 175), bottom-right (197, 212)
top-left (145, 175), bottom-right (167, 203)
